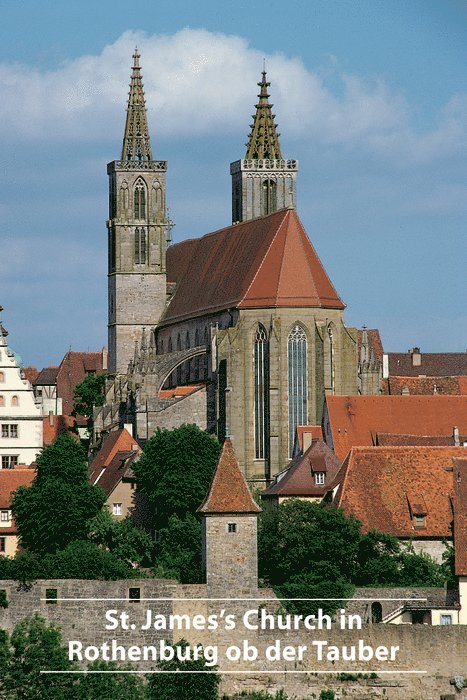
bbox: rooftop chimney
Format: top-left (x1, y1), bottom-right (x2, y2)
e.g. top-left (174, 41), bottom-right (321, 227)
top-left (411, 347), bottom-right (421, 367)
top-left (453, 426), bottom-right (460, 447)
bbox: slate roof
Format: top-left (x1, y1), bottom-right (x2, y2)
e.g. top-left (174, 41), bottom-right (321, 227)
top-left (263, 439), bottom-right (342, 498)
top-left (198, 439), bottom-right (261, 514)
top-left (163, 208), bottom-right (344, 325)
top-left (325, 395), bottom-right (467, 461)
top-left (334, 446), bottom-right (464, 538)
top-left (453, 457), bottom-right (467, 576)
top-left (387, 351), bottom-right (467, 377)
top-left (34, 366), bottom-right (59, 386)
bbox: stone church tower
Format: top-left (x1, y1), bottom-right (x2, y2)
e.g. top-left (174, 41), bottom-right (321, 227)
top-left (107, 50), bottom-right (168, 374)
top-left (230, 71), bottom-right (298, 223)
top-left (198, 439), bottom-right (261, 596)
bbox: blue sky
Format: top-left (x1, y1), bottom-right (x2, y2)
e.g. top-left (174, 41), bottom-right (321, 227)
top-left (0, 0), bottom-right (466, 368)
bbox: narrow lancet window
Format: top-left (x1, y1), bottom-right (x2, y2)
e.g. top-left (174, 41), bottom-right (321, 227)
top-left (134, 228), bottom-right (147, 264)
top-left (262, 179), bottom-right (277, 215)
top-left (254, 325), bottom-right (269, 460)
top-left (134, 181), bottom-right (146, 219)
top-left (288, 324), bottom-right (308, 457)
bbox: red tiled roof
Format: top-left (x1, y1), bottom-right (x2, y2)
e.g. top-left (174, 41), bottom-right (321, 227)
top-left (198, 439), bottom-right (261, 514)
top-left (89, 428), bottom-right (141, 481)
top-left (163, 209), bottom-right (344, 325)
top-left (263, 439), bottom-right (342, 497)
top-left (325, 395), bottom-right (467, 461)
top-left (386, 375), bottom-right (465, 395)
top-left (22, 366), bottom-right (40, 384)
top-left (453, 458), bottom-right (467, 576)
top-left (42, 414), bottom-right (76, 446)
top-left (0, 468), bottom-right (35, 534)
top-left (387, 351), bottom-right (467, 377)
top-left (334, 446), bottom-right (464, 538)
top-left (159, 383), bottom-right (205, 399)
top-left (376, 433), bottom-right (466, 447)
top-left (295, 425), bottom-right (323, 452)
top-left (56, 351), bottom-right (105, 415)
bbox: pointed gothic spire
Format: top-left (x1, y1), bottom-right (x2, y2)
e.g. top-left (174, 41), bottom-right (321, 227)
top-left (121, 48), bottom-right (153, 162)
top-left (245, 70), bottom-right (283, 160)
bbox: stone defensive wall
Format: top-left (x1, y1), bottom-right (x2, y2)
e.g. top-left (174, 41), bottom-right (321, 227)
top-left (0, 579), bottom-right (466, 700)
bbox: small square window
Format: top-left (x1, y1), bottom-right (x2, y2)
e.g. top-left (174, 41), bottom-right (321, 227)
top-left (440, 615), bottom-right (452, 625)
top-left (228, 523), bottom-right (237, 534)
top-left (129, 587), bottom-right (141, 603)
top-left (45, 588), bottom-right (58, 605)
top-left (0, 511), bottom-right (10, 522)
top-left (1, 426), bottom-right (8, 438)
top-left (314, 472), bottom-right (325, 486)
top-left (10, 425), bottom-right (18, 438)
top-left (112, 503), bottom-right (122, 516)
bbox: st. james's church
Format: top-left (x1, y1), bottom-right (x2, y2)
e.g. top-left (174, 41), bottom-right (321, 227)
top-left (95, 50), bottom-right (380, 483)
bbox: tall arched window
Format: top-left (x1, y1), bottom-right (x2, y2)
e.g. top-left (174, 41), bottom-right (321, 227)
top-left (134, 228), bottom-right (147, 264)
top-left (134, 180), bottom-right (146, 219)
top-left (254, 325), bottom-right (269, 460)
top-left (262, 179), bottom-right (277, 215)
top-left (288, 324), bottom-right (308, 457)
top-left (11, 396), bottom-right (19, 407)
top-left (176, 334), bottom-right (182, 385)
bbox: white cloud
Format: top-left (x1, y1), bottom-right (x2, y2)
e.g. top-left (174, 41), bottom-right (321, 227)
top-left (1, 27), bottom-right (465, 163)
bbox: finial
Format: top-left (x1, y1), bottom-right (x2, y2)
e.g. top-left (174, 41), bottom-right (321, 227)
top-left (263, 57), bottom-right (266, 73)
top-left (132, 47), bottom-right (140, 68)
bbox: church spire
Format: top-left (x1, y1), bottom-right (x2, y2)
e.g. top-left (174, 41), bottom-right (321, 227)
top-left (245, 70), bottom-right (283, 160)
top-left (121, 48), bottom-right (153, 162)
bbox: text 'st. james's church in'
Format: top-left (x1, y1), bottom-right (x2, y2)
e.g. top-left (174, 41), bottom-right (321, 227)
top-left (96, 50), bottom-right (378, 483)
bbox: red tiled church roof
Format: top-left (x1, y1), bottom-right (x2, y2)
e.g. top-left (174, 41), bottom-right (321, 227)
top-left (164, 208), bottom-right (344, 325)
top-left (325, 395), bottom-right (467, 461)
top-left (453, 458), bottom-right (467, 576)
top-left (334, 446), bottom-right (464, 538)
top-left (198, 439), bottom-right (261, 514)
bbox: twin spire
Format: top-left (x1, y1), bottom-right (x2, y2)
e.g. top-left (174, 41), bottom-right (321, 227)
top-left (121, 51), bottom-right (282, 164)
top-left (121, 48), bottom-right (153, 162)
top-left (245, 70), bottom-right (283, 161)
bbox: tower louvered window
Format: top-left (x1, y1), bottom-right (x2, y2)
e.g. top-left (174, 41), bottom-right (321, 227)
top-left (254, 325), bottom-right (269, 460)
top-left (288, 324), bottom-right (308, 457)
top-left (134, 182), bottom-right (146, 219)
top-left (262, 179), bottom-right (277, 215)
top-left (134, 228), bottom-right (147, 264)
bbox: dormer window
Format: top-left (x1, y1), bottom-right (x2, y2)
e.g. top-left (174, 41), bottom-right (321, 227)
top-left (228, 522), bottom-right (237, 534)
top-left (314, 472), bottom-right (325, 486)
top-left (413, 515), bottom-right (426, 528)
top-left (407, 494), bottom-right (427, 529)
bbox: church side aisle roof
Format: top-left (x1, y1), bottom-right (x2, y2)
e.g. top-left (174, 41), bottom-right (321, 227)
top-left (163, 208), bottom-right (345, 325)
top-left (198, 439), bottom-right (261, 514)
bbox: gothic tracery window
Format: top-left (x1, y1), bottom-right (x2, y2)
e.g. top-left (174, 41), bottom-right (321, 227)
top-left (134, 228), bottom-right (147, 264)
top-left (134, 180), bottom-right (146, 219)
top-left (254, 324), bottom-right (269, 460)
top-left (288, 324), bottom-right (308, 457)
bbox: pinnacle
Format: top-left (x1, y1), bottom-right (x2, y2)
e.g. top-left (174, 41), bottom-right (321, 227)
top-left (244, 69), bottom-right (283, 161)
top-left (121, 50), bottom-right (153, 162)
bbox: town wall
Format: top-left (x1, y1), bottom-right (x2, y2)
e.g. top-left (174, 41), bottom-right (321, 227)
top-left (0, 579), bottom-right (465, 700)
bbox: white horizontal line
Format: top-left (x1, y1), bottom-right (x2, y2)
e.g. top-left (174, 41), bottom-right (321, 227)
top-left (40, 670), bottom-right (427, 675)
top-left (38, 597), bottom-right (428, 602)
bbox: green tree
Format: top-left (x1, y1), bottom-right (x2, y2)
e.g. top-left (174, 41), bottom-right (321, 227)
top-left (133, 425), bottom-right (221, 530)
top-left (77, 661), bottom-right (147, 700)
top-left (89, 509), bottom-right (154, 567)
top-left (153, 514), bottom-right (203, 583)
top-left (11, 434), bottom-right (106, 554)
top-left (4, 614), bottom-right (78, 699)
top-left (147, 639), bottom-right (219, 700)
top-left (73, 373), bottom-right (106, 420)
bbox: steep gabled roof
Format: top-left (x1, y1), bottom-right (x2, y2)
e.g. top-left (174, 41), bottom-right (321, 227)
top-left (325, 395), bottom-right (467, 461)
top-left (263, 439), bottom-right (341, 498)
top-left (334, 446), bottom-right (463, 538)
top-left (164, 208), bottom-right (344, 325)
top-left (89, 428), bottom-right (141, 479)
top-left (387, 351), bottom-right (467, 377)
top-left (198, 439), bottom-right (261, 514)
